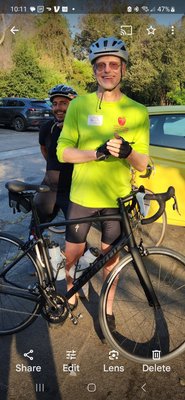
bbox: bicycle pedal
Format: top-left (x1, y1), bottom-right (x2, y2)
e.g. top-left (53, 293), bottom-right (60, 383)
top-left (69, 312), bottom-right (83, 325)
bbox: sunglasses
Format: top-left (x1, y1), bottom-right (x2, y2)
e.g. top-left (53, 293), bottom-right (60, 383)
top-left (95, 62), bottom-right (122, 72)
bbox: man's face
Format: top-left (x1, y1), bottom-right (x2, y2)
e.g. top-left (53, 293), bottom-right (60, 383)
top-left (51, 96), bottom-right (71, 122)
top-left (93, 55), bottom-right (126, 91)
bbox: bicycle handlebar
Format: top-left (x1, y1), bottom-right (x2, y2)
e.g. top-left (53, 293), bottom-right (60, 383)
top-left (141, 186), bottom-right (175, 225)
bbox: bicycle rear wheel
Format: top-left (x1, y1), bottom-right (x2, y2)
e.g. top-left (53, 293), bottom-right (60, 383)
top-left (130, 189), bottom-right (167, 247)
top-left (0, 233), bottom-right (42, 335)
top-left (99, 247), bottom-right (185, 363)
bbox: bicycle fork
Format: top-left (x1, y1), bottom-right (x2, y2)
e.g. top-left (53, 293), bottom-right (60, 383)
top-left (118, 198), bottom-right (160, 309)
top-left (130, 247), bottom-right (160, 308)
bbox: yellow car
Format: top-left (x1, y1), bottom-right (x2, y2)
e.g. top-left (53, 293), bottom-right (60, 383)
top-left (136, 106), bottom-right (185, 226)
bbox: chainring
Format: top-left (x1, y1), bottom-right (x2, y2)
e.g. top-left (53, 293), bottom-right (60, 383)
top-left (41, 295), bottom-right (69, 323)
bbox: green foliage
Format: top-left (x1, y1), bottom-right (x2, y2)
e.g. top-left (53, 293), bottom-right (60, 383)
top-left (2, 41), bottom-right (46, 97)
top-left (0, 71), bottom-right (9, 97)
top-left (66, 59), bottom-right (95, 94)
top-left (167, 89), bottom-right (185, 105)
top-left (72, 13), bottom-right (127, 60)
top-left (42, 68), bottom-right (67, 95)
top-left (35, 14), bottom-right (72, 73)
top-left (0, 13), bottom-right (73, 98)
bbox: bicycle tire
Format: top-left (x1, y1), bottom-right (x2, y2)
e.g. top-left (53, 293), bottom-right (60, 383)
top-left (130, 188), bottom-right (167, 247)
top-left (0, 233), bottom-right (42, 335)
top-left (48, 226), bottom-right (65, 234)
top-left (99, 247), bottom-right (185, 364)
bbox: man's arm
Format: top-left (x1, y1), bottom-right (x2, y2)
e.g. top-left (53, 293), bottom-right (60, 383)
top-left (40, 145), bottom-right (48, 161)
top-left (62, 148), bottom-right (96, 163)
top-left (39, 122), bottom-right (50, 161)
top-left (60, 139), bottom-right (148, 169)
top-left (126, 150), bottom-right (149, 171)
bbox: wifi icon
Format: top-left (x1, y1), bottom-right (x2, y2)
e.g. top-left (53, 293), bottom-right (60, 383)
top-left (30, 6), bottom-right (36, 12)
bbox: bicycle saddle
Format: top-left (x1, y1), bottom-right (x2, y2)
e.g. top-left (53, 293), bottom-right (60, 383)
top-left (5, 180), bottom-right (50, 193)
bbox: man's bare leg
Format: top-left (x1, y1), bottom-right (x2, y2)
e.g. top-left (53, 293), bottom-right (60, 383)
top-left (102, 242), bottom-right (119, 315)
top-left (65, 241), bottom-right (86, 305)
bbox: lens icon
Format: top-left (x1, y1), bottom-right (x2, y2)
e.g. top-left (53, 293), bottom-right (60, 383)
top-left (87, 383), bottom-right (96, 392)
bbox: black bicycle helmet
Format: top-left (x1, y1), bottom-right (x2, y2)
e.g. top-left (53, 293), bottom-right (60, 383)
top-left (89, 36), bottom-right (128, 64)
top-left (49, 84), bottom-right (77, 101)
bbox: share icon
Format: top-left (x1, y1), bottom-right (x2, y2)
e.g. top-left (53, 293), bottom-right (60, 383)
top-left (24, 349), bottom-right (34, 361)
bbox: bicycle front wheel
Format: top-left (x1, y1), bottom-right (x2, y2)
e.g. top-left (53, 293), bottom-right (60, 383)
top-left (99, 247), bottom-right (185, 363)
top-left (0, 233), bottom-right (42, 335)
top-left (132, 211), bottom-right (167, 247)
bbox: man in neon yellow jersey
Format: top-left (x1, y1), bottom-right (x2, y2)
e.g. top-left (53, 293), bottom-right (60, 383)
top-left (57, 37), bottom-right (149, 335)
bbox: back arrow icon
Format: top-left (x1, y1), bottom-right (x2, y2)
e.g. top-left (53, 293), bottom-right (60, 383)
top-left (10, 26), bottom-right (19, 35)
top-left (141, 383), bottom-right (146, 392)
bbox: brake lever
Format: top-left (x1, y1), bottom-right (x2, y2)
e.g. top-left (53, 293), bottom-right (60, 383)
top-left (172, 195), bottom-right (181, 215)
top-left (139, 164), bottom-right (155, 179)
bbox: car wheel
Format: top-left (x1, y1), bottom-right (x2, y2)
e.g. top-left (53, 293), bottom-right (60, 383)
top-left (13, 117), bottom-right (26, 132)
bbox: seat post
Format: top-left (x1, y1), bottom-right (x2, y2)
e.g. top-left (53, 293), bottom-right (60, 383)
top-left (29, 195), bottom-right (42, 238)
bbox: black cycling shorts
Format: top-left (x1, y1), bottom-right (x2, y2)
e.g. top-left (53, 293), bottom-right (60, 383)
top-left (66, 201), bottom-right (121, 245)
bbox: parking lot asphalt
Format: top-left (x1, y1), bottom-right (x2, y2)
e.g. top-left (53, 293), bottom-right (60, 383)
top-left (0, 211), bottom-right (185, 400)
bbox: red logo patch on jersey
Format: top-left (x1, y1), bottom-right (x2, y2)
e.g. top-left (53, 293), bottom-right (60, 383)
top-left (118, 117), bottom-right (126, 126)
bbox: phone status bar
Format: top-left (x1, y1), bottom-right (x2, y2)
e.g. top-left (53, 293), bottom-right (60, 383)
top-left (2, 1), bottom-right (184, 14)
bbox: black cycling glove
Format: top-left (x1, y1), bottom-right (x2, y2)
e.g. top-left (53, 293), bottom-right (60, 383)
top-left (118, 138), bottom-right (132, 158)
top-left (96, 141), bottom-right (110, 161)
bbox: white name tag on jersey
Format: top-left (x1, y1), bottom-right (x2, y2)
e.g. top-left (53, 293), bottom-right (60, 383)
top-left (88, 115), bottom-right (103, 126)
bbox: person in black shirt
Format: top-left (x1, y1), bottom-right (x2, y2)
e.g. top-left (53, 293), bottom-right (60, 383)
top-left (30, 84), bottom-right (77, 232)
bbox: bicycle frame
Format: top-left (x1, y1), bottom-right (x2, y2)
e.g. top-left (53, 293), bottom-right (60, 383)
top-left (37, 196), bottom-right (160, 309)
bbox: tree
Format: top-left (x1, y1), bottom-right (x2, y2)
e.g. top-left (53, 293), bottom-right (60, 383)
top-left (66, 59), bottom-right (95, 94)
top-left (72, 13), bottom-right (126, 60)
top-left (125, 23), bottom-right (179, 104)
top-left (4, 41), bottom-right (46, 98)
top-left (35, 14), bottom-right (72, 73)
top-left (0, 13), bottom-right (73, 98)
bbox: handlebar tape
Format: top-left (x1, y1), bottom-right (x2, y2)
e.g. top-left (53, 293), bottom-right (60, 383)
top-left (141, 186), bottom-right (175, 225)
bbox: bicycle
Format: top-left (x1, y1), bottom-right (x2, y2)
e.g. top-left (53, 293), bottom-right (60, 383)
top-left (0, 180), bottom-right (185, 365)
